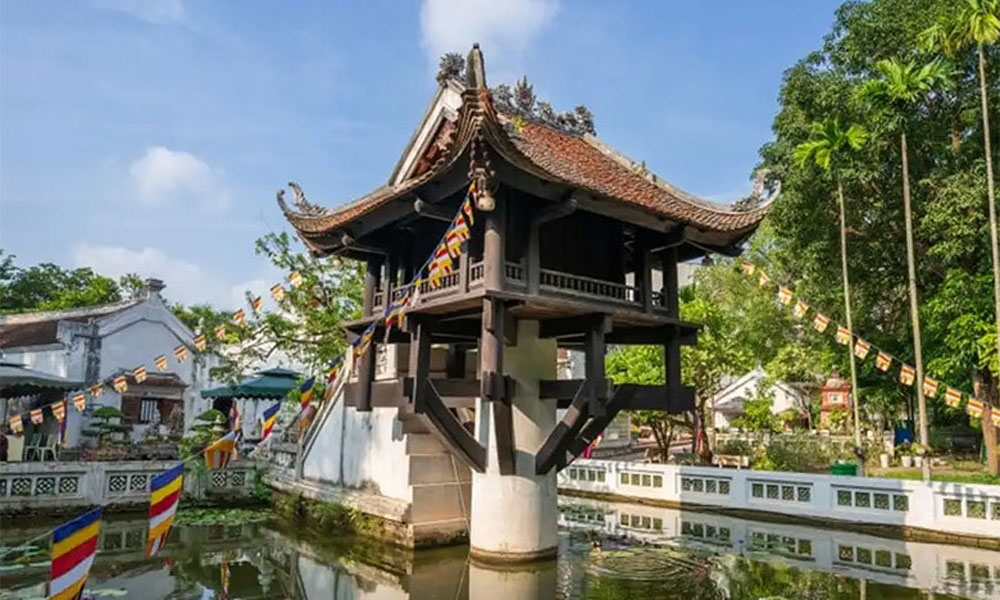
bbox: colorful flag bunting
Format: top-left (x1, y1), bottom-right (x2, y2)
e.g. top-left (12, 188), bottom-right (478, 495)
top-left (461, 195), bottom-right (475, 226)
top-left (758, 271), bottom-right (770, 287)
top-left (968, 399), bottom-right (984, 418)
top-left (146, 463), bottom-right (183, 557)
top-left (193, 333), bottom-right (207, 351)
top-left (992, 411), bottom-right (1000, 428)
top-left (452, 213), bottom-right (470, 241)
top-left (899, 364), bottom-right (916, 386)
top-left (777, 287), bottom-right (793, 305)
top-left (792, 300), bottom-right (809, 318)
top-left (72, 394), bottom-right (86, 413)
top-left (205, 431), bottom-right (238, 470)
top-left (853, 339), bottom-right (871, 359)
top-left (288, 271), bottom-right (303, 288)
top-left (835, 326), bottom-right (852, 345)
top-left (326, 357), bottom-right (342, 385)
top-left (232, 309), bottom-right (246, 327)
top-left (813, 313), bottom-right (830, 333)
top-left (446, 228), bottom-right (464, 258)
top-left (113, 375), bottom-right (128, 394)
top-left (260, 403), bottom-right (280, 441)
top-left (251, 295), bottom-right (263, 313)
top-left (51, 400), bottom-right (66, 423)
top-left (220, 561), bottom-right (231, 600)
top-left (740, 260), bottom-right (755, 276)
top-left (944, 387), bottom-right (962, 408)
top-left (89, 383), bottom-right (103, 398)
top-left (215, 324), bottom-right (227, 340)
top-left (229, 402), bottom-right (242, 435)
top-left (134, 366), bottom-right (148, 384)
top-left (9, 415), bottom-right (23, 433)
top-left (922, 377), bottom-right (939, 398)
top-left (875, 352), bottom-right (892, 371)
top-left (29, 409), bottom-right (43, 425)
top-left (154, 355), bottom-right (169, 372)
top-left (270, 283), bottom-right (285, 302)
top-left (300, 377), bottom-right (315, 410)
top-left (50, 507), bottom-right (101, 600)
top-left (173, 345), bottom-right (188, 363)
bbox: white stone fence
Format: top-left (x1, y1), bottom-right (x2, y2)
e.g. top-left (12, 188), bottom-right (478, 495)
top-left (557, 459), bottom-right (1000, 541)
top-left (0, 459), bottom-right (257, 513)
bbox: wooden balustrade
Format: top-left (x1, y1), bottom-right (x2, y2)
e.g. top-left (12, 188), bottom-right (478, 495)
top-left (539, 269), bottom-right (638, 305)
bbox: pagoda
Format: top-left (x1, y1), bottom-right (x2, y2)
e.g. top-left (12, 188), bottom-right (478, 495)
top-left (280, 45), bottom-right (771, 561)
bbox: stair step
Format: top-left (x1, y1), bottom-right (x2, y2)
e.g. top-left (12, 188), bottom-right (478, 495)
top-left (405, 433), bottom-right (446, 455)
top-left (410, 482), bottom-right (472, 523)
top-left (408, 454), bottom-right (471, 485)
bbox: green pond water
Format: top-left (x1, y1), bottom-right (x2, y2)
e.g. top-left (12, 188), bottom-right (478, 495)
top-left (1, 497), bottom-right (996, 599)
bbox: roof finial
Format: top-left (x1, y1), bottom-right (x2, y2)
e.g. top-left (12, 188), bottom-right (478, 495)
top-left (466, 43), bottom-right (487, 90)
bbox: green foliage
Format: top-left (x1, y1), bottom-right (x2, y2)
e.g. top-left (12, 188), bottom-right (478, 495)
top-left (271, 491), bottom-right (383, 537)
top-left (794, 119), bottom-right (868, 173)
top-left (755, 432), bottom-right (851, 473)
top-left (174, 508), bottom-right (271, 526)
top-left (81, 406), bottom-right (130, 446)
top-left (0, 251), bottom-right (142, 313)
top-left (732, 390), bottom-right (779, 433)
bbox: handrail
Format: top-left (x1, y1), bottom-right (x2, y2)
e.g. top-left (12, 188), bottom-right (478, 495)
top-left (539, 269), bottom-right (639, 304)
top-left (295, 347), bottom-right (354, 478)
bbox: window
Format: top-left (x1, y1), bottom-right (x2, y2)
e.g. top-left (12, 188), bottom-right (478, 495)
top-left (944, 499), bottom-right (963, 516)
top-left (838, 545), bottom-right (854, 561)
top-left (993, 502), bottom-right (1000, 520)
top-left (569, 469), bottom-right (578, 480)
top-left (893, 494), bottom-right (908, 512)
top-left (588, 470), bottom-right (596, 482)
top-left (854, 491), bottom-right (871, 508)
top-left (140, 399), bottom-right (158, 424)
top-left (856, 548), bottom-right (872, 565)
top-left (652, 475), bottom-right (662, 488)
top-left (837, 490), bottom-right (852, 506)
top-left (797, 486), bottom-right (811, 502)
top-left (752, 483), bottom-right (764, 498)
top-left (827, 392), bottom-right (844, 405)
top-left (620, 514), bottom-right (628, 526)
top-left (597, 471), bottom-right (605, 483)
top-left (766, 484), bottom-right (779, 499)
top-left (967, 501), bottom-right (986, 519)
top-left (620, 473), bottom-right (629, 485)
top-left (652, 517), bottom-right (663, 531)
top-left (946, 560), bottom-right (965, 579)
top-left (691, 478), bottom-right (703, 492)
top-left (642, 474), bottom-right (652, 487)
top-left (875, 550), bottom-right (892, 568)
top-left (681, 477), bottom-right (693, 491)
top-left (798, 540), bottom-right (812, 556)
top-left (874, 493), bottom-right (889, 510)
top-left (719, 480), bottom-right (730, 495)
top-left (631, 474), bottom-right (641, 486)
top-left (895, 553), bottom-right (912, 570)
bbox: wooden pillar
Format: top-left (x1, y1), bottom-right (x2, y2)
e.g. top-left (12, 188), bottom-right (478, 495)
top-left (483, 198), bottom-right (505, 292)
top-left (362, 257), bottom-right (383, 317)
top-left (357, 341), bottom-right (377, 412)
top-left (408, 317), bottom-right (433, 413)
top-left (481, 297), bottom-right (514, 474)
top-left (638, 237), bottom-right (653, 313)
top-left (387, 250), bottom-right (399, 296)
top-left (584, 316), bottom-right (611, 417)
top-left (662, 247), bottom-right (679, 317)
top-left (527, 222), bottom-right (540, 295)
top-left (446, 345), bottom-right (467, 379)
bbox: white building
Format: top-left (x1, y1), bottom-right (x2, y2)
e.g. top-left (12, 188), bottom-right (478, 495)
top-left (0, 279), bottom-right (217, 448)
top-left (711, 367), bottom-right (808, 430)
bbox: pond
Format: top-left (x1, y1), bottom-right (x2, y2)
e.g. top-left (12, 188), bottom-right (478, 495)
top-left (1, 498), bottom-right (996, 599)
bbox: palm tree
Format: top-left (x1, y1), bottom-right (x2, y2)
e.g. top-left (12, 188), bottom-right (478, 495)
top-left (921, 0), bottom-right (1000, 457)
top-left (794, 119), bottom-right (868, 458)
top-left (859, 58), bottom-right (951, 481)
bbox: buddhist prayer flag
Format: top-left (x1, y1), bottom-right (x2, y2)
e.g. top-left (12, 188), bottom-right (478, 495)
top-left (250, 295), bottom-right (263, 313)
top-left (758, 271), bottom-right (770, 287)
top-left (452, 213), bottom-right (470, 241)
top-left (446, 228), bottom-right (464, 258)
top-left (922, 378), bottom-right (939, 398)
top-left (232, 308), bottom-right (246, 327)
top-left (835, 326), bottom-right (852, 346)
top-left (134, 366), bottom-right (148, 384)
top-left (9, 415), bottom-right (23, 434)
top-left (229, 402), bottom-right (242, 435)
top-left (215, 324), bottom-right (227, 340)
top-left (326, 357), bottom-right (342, 385)
top-left (299, 377), bottom-right (315, 409)
top-left (220, 561), bottom-right (231, 600)
top-left (260, 403), bottom-right (280, 441)
top-left (740, 260), bottom-right (755, 276)
top-left (155, 355), bottom-right (169, 372)
top-left (72, 394), bottom-right (86, 413)
top-left (270, 283), bottom-right (285, 302)
top-left (29, 409), bottom-right (43, 425)
top-left (173, 345), bottom-right (189, 363)
top-left (967, 399), bottom-right (984, 418)
top-left (193, 333), bottom-right (207, 352)
top-left (146, 464), bottom-right (183, 557)
top-left (112, 376), bottom-right (128, 394)
top-left (89, 383), bottom-right (103, 398)
top-left (899, 364), bottom-right (916, 386)
top-left (51, 401), bottom-right (66, 423)
top-left (792, 300), bottom-right (809, 318)
top-left (875, 352), bottom-right (892, 372)
top-left (49, 507), bottom-right (101, 600)
top-left (461, 196), bottom-right (474, 226)
top-left (813, 313), bottom-right (830, 333)
top-left (944, 387), bottom-right (962, 408)
top-left (777, 287), bottom-right (793, 305)
top-left (205, 431), bottom-right (238, 470)
top-left (298, 403), bottom-right (317, 434)
top-left (853, 339), bottom-right (871, 360)
top-left (992, 411), bottom-right (1000, 428)
top-left (288, 271), bottom-right (303, 288)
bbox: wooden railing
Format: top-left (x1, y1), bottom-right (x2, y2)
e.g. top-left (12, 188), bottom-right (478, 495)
top-left (539, 269), bottom-right (638, 305)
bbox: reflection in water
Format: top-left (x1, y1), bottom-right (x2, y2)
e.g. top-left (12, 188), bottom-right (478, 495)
top-left (1, 499), bottom-right (995, 599)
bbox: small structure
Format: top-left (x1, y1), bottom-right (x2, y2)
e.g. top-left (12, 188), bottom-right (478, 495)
top-left (1, 362), bottom-right (83, 461)
top-left (0, 279), bottom-right (218, 447)
top-left (201, 367), bottom-right (301, 438)
top-left (711, 367), bottom-right (809, 430)
top-left (819, 371), bottom-right (853, 430)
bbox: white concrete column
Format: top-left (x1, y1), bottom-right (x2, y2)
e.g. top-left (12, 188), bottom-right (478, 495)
top-left (470, 320), bottom-right (558, 562)
top-left (468, 560), bottom-right (558, 599)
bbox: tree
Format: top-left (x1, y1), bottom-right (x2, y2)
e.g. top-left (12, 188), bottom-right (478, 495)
top-left (0, 251), bottom-right (142, 313)
top-left (859, 57), bottom-right (951, 478)
top-left (794, 118), bottom-right (868, 451)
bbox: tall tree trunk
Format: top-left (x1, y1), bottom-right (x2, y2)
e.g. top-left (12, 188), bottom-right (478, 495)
top-left (838, 179), bottom-right (863, 459)
top-left (979, 47), bottom-right (1000, 413)
top-left (973, 371), bottom-right (999, 476)
top-left (901, 131), bottom-right (931, 481)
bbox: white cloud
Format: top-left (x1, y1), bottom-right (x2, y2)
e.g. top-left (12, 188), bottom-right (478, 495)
top-left (71, 244), bottom-right (280, 310)
top-left (420, 0), bottom-right (558, 72)
top-left (95, 0), bottom-right (184, 24)
top-left (128, 146), bottom-right (230, 213)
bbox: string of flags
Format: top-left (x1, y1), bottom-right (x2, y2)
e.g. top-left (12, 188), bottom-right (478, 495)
top-left (740, 260), bottom-right (1000, 428)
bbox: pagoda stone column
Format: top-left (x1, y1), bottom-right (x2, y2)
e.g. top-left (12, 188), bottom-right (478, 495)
top-left (468, 560), bottom-right (558, 599)
top-left (470, 319), bottom-right (558, 562)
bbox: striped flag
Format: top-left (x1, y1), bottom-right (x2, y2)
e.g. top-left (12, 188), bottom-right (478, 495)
top-left (155, 355), bottom-right (169, 371)
top-left (792, 300), bottom-right (809, 318)
top-left (146, 464), bottom-right (183, 557)
top-left (215, 323), bottom-right (227, 340)
top-left (900, 364), bottom-right (916, 386)
top-left (288, 271), bottom-right (303, 288)
top-left (134, 366), bottom-right (148, 384)
top-left (992, 411), bottom-right (1000, 428)
top-left (229, 402), bottom-right (242, 435)
top-left (232, 309), bottom-right (246, 327)
top-left (853, 339), bottom-right (871, 359)
top-left (173, 345), bottom-right (189, 363)
top-left (72, 394), bottom-right (86, 413)
top-left (193, 333), bottom-right (207, 352)
top-left (944, 387), bottom-right (962, 408)
top-left (270, 283), bottom-right (285, 302)
top-left (777, 287), bottom-right (793, 305)
top-left (49, 507), bottom-right (101, 600)
top-left (835, 326), bottom-right (852, 346)
top-left (299, 377), bottom-right (315, 410)
top-left (326, 357), bottom-right (342, 385)
top-left (220, 561), bottom-right (231, 600)
top-left (355, 327), bottom-right (375, 358)
top-left (758, 271), bottom-right (770, 287)
top-left (260, 403), bottom-right (281, 441)
top-left (112, 376), bottom-right (128, 394)
top-left (205, 431), bottom-right (238, 470)
top-left (462, 195), bottom-right (475, 226)
top-left (30, 409), bottom-right (44, 425)
top-left (968, 399), bottom-right (984, 418)
top-left (51, 400), bottom-right (66, 423)
top-left (813, 313), bottom-right (830, 333)
top-left (875, 352), bottom-right (892, 371)
top-left (452, 213), bottom-right (470, 241)
top-left (740, 260), bottom-right (755, 276)
top-left (250, 295), bottom-right (263, 313)
top-left (9, 415), bottom-right (23, 433)
top-left (446, 228), bottom-right (464, 258)
top-left (922, 377), bottom-right (939, 398)
top-left (88, 383), bottom-right (103, 398)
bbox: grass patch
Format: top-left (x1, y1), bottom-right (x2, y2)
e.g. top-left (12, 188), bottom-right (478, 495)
top-left (872, 468), bottom-right (1000, 485)
top-left (175, 507), bottom-right (272, 526)
top-left (271, 491), bottom-right (385, 537)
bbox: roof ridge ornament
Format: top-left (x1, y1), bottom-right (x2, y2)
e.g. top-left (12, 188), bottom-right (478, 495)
top-left (732, 170), bottom-right (781, 212)
top-left (276, 182), bottom-right (327, 217)
top-left (466, 43), bottom-right (487, 90)
top-left (490, 77), bottom-right (596, 136)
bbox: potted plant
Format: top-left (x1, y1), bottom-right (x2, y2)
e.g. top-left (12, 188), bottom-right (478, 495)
top-left (879, 451), bottom-right (890, 469)
top-left (896, 443), bottom-right (914, 468)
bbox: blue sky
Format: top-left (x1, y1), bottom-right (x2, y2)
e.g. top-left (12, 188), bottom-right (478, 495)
top-left (1, 0), bottom-right (841, 308)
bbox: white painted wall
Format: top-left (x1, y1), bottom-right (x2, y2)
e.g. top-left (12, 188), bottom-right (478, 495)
top-left (713, 368), bottom-right (805, 429)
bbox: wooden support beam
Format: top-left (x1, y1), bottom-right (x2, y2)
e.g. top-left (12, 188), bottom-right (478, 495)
top-left (362, 257), bottom-right (383, 317)
top-left (413, 198), bottom-right (454, 222)
top-left (344, 379), bottom-right (404, 408)
top-left (533, 195), bottom-right (578, 226)
top-left (527, 222), bottom-right (540, 295)
top-left (341, 233), bottom-right (389, 257)
top-left (414, 380), bottom-right (486, 472)
top-left (617, 383), bottom-right (695, 413)
top-left (445, 346), bottom-right (466, 378)
top-left (558, 385), bottom-right (635, 471)
top-left (407, 317), bottom-right (433, 413)
top-left (665, 327), bottom-right (682, 391)
top-left (479, 298), bottom-right (503, 401)
top-left (535, 381), bottom-right (588, 474)
top-left (662, 246), bottom-right (679, 318)
top-left (607, 325), bottom-right (698, 346)
top-left (584, 317), bottom-right (608, 418)
top-left (403, 377), bottom-right (480, 398)
top-left (356, 342), bottom-right (376, 412)
top-left (492, 393), bottom-right (516, 475)
top-left (483, 195), bottom-right (505, 292)
top-left (538, 314), bottom-right (613, 339)
top-left (639, 242), bottom-right (653, 314)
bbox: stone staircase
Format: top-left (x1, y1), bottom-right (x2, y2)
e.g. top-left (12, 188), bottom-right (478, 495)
top-left (404, 433), bottom-right (471, 546)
